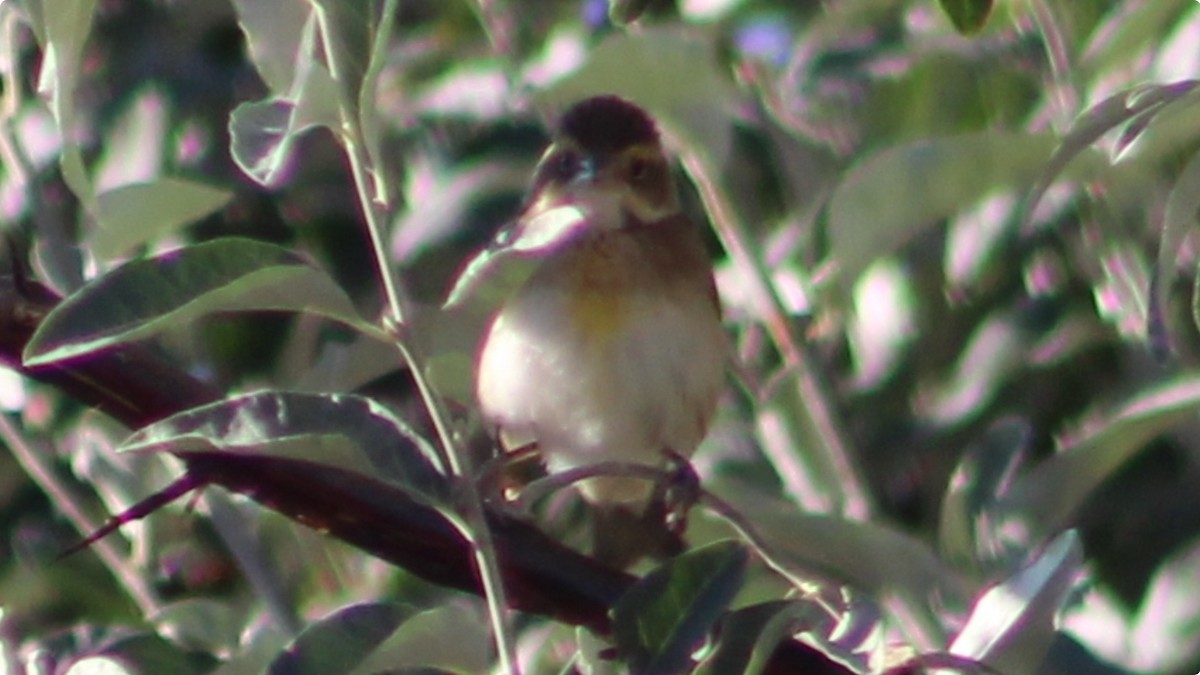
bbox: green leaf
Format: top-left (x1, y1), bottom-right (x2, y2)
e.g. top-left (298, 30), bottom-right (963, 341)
top-left (83, 632), bottom-right (216, 675)
top-left (704, 493), bottom-right (970, 606)
top-left (828, 132), bottom-right (1067, 286)
top-left (92, 178), bottom-right (234, 260)
top-left (918, 307), bottom-right (1033, 428)
top-left (441, 238), bottom-right (547, 315)
top-left (1081, 1), bottom-right (1190, 80)
top-left (1151, 149), bottom-right (1200, 355)
top-left (939, 418), bottom-right (1031, 568)
top-left (937, 0), bottom-right (994, 35)
top-left (120, 391), bottom-right (447, 501)
top-left (613, 540), bottom-right (748, 674)
top-left (949, 531), bottom-right (1082, 674)
top-left (697, 601), bottom-right (827, 675)
top-left (1018, 81), bottom-right (1199, 235)
top-left (310, 0), bottom-right (375, 116)
top-left (228, 10), bottom-right (341, 187)
top-left (348, 605), bottom-right (490, 675)
top-left (24, 238), bottom-right (387, 367)
top-left (31, 0), bottom-right (99, 211)
top-left (150, 598), bottom-right (243, 653)
top-left (350, 0), bottom-right (398, 206)
top-left (267, 602), bottom-right (413, 675)
top-left (1122, 535), bottom-right (1200, 672)
top-left (997, 375), bottom-right (1200, 541)
top-left (230, 0), bottom-right (311, 93)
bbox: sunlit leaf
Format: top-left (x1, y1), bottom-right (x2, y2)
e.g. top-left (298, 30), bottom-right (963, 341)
top-left (950, 531), bottom-right (1082, 674)
top-left (311, 0), bottom-right (375, 116)
top-left (392, 159), bottom-right (529, 265)
top-left (350, 0), bottom-right (397, 206)
top-left (1108, 535), bottom-right (1200, 672)
top-left (24, 238), bottom-right (387, 367)
top-left (1116, 84), bottom-right (1200, 167)
top-left (230, 0), bottom-right (310, 93)
top-left (917, 307), bottom-right (1032, 428)
top-left (92, 178), bottom-right (234, 260)
top-left (613, 540), bottom-right (748, 674)
top-left (30, 0), bottom-right (98, 210)
top-left (441, 240), bottom-right (543, 316)
top-left (64, 657), bottom-right (136, 675)
top-left (229, 11), bottom-right (341, 187)
top-left (93, 87), bottom-right (167, 192)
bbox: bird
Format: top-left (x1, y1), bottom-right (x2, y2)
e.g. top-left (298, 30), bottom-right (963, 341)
top-left (470, 94), bottom-right (726, 563)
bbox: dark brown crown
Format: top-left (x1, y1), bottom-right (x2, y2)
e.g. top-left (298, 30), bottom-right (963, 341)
top-left (557, 95), bottom-right (660, 155)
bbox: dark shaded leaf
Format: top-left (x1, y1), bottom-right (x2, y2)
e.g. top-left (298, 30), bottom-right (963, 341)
top-left (698, 601), bottom-right (826, 675)
top-left (613, 540), bottom-right (748, 674)
top-left (121, 391), bottom-right (447, 502)
top-left (937, 0), bottom-right (993, 35)
top-left (608, 0), bottom-right (655, 25)
top-left (997, 375), bottom-right (1200, 542)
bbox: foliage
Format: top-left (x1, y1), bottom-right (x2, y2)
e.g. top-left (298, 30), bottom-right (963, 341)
top-left (1, 0), bottom-right (1199, 673)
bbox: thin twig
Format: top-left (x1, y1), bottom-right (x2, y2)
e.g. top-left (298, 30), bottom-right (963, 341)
top-left (0, 413), bottom-right (161, 616)
top-left (675, 143), bottom-right (874, 521)
top-left (315, 2), bottom-right (519, 671)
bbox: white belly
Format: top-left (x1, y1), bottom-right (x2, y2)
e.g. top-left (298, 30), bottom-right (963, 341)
top-left (476, 280), bottom-right (725, 501)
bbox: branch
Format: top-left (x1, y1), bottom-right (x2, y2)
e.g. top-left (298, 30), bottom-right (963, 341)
top-left (0, 273), bottom-right (855, 674)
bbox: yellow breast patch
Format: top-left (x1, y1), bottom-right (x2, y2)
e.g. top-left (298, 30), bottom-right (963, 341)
top-left (565, 240), bottom-right (636, 346)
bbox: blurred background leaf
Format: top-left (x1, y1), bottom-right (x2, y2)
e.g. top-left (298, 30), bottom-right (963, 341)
top-left (4, 1), bottom-right (1200, 674)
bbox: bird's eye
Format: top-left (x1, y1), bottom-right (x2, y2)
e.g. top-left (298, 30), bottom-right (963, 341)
top-left (548, 151), bottom-right (582, 181)
top-left (628, 157), bottom-right (651, 182)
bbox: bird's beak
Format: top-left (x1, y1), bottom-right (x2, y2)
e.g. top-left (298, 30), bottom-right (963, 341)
top-left (507, 157), bottom-right (625, 254)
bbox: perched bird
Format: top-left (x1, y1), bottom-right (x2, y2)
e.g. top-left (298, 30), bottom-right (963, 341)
top-left (471, 95), bottom-right (726, 562)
